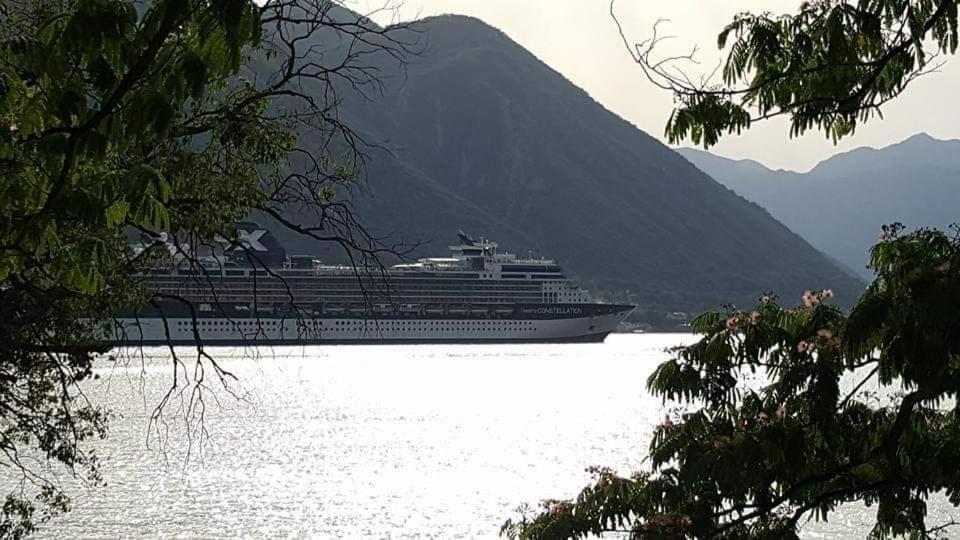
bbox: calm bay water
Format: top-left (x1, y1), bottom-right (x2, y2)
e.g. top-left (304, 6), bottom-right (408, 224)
top-left (34, 334), bottom-right (955, 538)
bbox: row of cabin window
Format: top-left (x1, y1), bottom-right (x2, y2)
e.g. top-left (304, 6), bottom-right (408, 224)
top-left (149, 278), bottom-right (545, 287)
top-left (327, 325), bottom-right (535, 332)
top-left (332, 320), bottom-right (534, 327)
top-left (176, 320), bottom-right (536, 328)
top-left (177, 320), bottom-right (281, 327)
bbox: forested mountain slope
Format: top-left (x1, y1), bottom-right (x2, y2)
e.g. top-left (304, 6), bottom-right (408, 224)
top-left (271, 14), bottom-right (864, 311)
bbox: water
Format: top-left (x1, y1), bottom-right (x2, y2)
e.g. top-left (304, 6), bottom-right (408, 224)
top-left (27, 334), bottom-right (956, 538)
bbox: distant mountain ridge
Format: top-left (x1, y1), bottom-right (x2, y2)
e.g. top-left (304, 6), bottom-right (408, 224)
top-left (678, 134), bottom-right (960, 278)
top-left (270, 14), bottom-right (865, 312)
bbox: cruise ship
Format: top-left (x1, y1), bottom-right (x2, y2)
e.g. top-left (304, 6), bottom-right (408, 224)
top-left (112, 226), bottom-right (635, 345)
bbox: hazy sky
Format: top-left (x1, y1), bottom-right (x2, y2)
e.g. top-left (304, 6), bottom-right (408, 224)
top-left (352, 0), bottom-right (960, 171)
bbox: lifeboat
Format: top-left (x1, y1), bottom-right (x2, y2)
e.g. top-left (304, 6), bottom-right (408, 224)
top-left (469, 304), bottom-right (490, 316)
top-left (323, 303), bottom-right (346, 314)
top-left (374, 303), bottom-right (394, 314)
top-left (448, 303), bottom-right (468, 315)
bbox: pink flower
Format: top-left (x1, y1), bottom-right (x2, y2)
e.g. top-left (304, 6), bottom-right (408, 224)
top-left (725, 316), bottom-right (738, 332)
top-left (796, 341), bottom-right (809, 353)
top-left (802, 291), bottom-right (820, 308)
top-left (877, 230), bottom-right (886, 241)
top-left (760, 294), bottom-right (771, 304)
top-left (663, 415), bottom-right (673, 429)
top-left (749, 311), bottom-right (760, 325)
top-left (937, 261), bottom-right (951, 274)
top-left (823, 289), bottom-right (834, 298)
top-left (776, 403), bottom-right (787, 419)
top-left (543, 499), bottom-right (571, 515)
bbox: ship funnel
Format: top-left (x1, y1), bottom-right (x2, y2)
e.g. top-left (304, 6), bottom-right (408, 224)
top-left (227, 222), bottom-right (287, 267)
top-left (457, 230), bottom-right (477, 246)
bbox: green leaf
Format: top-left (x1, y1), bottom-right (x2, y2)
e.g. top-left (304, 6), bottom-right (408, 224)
top-left (103, 200), bottom-right (128, 227)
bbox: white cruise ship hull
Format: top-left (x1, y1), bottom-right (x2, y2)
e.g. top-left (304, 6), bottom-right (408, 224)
top-left (122, 227), bottom-right (637, 347)
top-left (110, 308), bottom-right (633, 346)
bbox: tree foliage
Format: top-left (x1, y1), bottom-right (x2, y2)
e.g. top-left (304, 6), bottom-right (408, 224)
top-left (0, 0), bottom-right (413, 535)
top-left (503, 225), bottom-right (960, 538)
top-left (509, 3), bottom-right (960, 537)
top-left (614, 0), bottom-right (960, 147)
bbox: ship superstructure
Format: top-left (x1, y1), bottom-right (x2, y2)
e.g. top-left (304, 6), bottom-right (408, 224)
top-left (113, 227), bottom-right (635, 345)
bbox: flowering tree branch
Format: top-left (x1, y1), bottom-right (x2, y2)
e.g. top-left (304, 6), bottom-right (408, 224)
top-left (504, 225), bottom-right (960, 538)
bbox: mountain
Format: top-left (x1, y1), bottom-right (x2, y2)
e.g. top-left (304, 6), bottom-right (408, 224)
top-left (678, 134), bottom-right (960, 279)
top-left (270, 14), bottom-right (864, 313)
